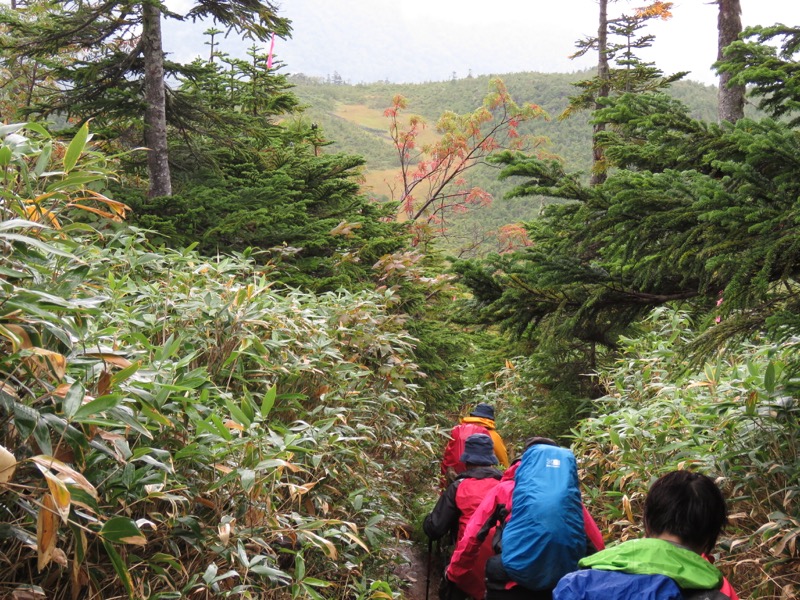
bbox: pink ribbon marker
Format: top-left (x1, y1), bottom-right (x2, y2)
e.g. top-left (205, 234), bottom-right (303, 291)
top-left (266, 33), bottom-right (276, 69)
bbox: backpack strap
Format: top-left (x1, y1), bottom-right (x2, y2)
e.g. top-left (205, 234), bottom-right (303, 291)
top-left (477, 502), bottom-right (507, 544)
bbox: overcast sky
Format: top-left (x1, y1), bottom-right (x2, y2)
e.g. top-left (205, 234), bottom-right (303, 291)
top-left (164, 0), bottom-right (800, 86)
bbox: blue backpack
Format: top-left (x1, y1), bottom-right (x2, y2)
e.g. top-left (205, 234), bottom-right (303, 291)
top-left (500, 444), bottom-right (586, 591)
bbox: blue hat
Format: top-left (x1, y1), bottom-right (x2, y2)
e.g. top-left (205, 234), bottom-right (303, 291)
top-left (460, 433), bottom-right (498, 466)
top-left (470, 403), bottom-right (495, 420)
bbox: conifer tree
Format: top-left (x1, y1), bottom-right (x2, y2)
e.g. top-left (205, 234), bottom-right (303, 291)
top-left (455, 27), bottom-right (800, 359)
top-left (716, 0), bottom-right (745, 122)
top-left (567, 1), bottom-right (681, 184)
top-left (0, 0), bottom-right (290, 197)
top-left (718, 24), bottom-right (800, 126)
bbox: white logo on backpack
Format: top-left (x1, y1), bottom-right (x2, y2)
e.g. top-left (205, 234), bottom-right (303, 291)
top-left (546, 458), bottom-right (561, 468)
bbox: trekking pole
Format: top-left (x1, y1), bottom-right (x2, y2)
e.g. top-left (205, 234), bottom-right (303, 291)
top-left (425, 537), bottom-right (433, 600)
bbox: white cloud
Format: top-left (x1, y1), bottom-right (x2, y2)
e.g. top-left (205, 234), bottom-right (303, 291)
top-left (163, 0), bottom-right (800, 85)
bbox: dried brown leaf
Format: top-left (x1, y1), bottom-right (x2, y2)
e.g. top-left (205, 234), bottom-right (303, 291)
top-left (36, 494), bottom-right (58, 572)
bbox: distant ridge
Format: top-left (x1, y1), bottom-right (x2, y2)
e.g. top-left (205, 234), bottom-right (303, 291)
top-left (288, 71), bottom-right (720, 256)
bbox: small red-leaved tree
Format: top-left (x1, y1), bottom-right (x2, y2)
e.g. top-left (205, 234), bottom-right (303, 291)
top-left (384, 78), bottom-right (548, 248)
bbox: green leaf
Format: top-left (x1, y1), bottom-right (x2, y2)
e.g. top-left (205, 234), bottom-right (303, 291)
top-left (764, 361), bottom-right (776, 395)
top-left (261, 384), bottom-right (277, 418)
top-left (102, 539), bottom-right (134, 598)
top-left (0, 233), bottom-right (72, 258)
top-left (73, 395), bottom-right (122, 420)
top-left (202, 563), bottom-right (218, 584)
top-left (33, 421), bottom-right (52, 456)
top-left (239, 468), bottom-right (256, 493)
top-left (225, 399), bottom-right (251, 427)
top-left (108, 407), bottom-right (153, 440)
top-left (63, 381), bottom-right (85, 420)
top-left (69, 487), bottom-right (100, 514)
top-left (0, 218), bottom-right (47, 231)
top-left (0, 145), bottom-right (11, 167)
top-left (34, 142), bottom-right (53, 177)
top-left (302, 577), bottom-right (333, 588)
top-left (64, 121), bottom-right (90, 173)
top-left (22, 122), bottom-right (51, 138)
top-left (249, 563), bottom-right (291, 583)
top-left (209, 414), bottom-right (233, 441)
top-left (45, 173), bottom-right (105, 193)
top-left (100, 517), bottom-right (147, 545)
top-left (110, 361), bottom-right (141, 385)
top-left (13, 402), bottom-right (38, 438)
top-left (299, 583), bottom-right (326, 600)
top-left (241, 391), bottom-right (256, 422)
top-left (0, 123), bottom-right (26, 137)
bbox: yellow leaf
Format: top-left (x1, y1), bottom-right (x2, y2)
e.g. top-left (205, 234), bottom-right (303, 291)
top-left (24, 204), bottom-right (61, 228)
top-left (341, 531), bottom-right (370, 553)
top-left (40, 469), bottom-right (71, 523)
top-left (0, 444), bottom-right (17, 484)
top-left (2, 324), bottom-right (32, 350)
top-left (37, 494), bottom-right (58, 572)
top-left (51, 384), bottom-right (72, 398)
top-left (622, 494), bottom-right (634, 523)
top-left (82, 353), bottom-right (132, 369)
top-left (30, 456), bottom-right (97, 499)
top-left (288, 481), bottom-right (317, 501)
top-left (24, 348), bottom-right (66, 382)
top-left (330, 220), bottom-right (362, 237)
top-left (0, 382), bottom-right (19, 400)
top-left (118, 535), bottom-right (147, 546)
top-left (302, 530), bottom-right (337, 559)
top-left (224, 419), bottom-right (244, 431)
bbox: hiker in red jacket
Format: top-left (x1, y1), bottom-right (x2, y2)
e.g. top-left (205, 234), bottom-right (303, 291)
top-left (425, 433), bottom-right (504, 600)
top-left (446, 438), bottom-right (605, 600)
top-left (441, 403), bottom-right (509, 486)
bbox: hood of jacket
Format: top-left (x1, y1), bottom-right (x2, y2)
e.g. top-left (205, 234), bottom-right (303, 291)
top-left (578, 538), bottom-right (722, 591)
top-left (455, 465), bottom-right (504, 482)
top-left (501, 461), bottom-right (519, 481)
top-left (462, 415), bottom-right (496, 430)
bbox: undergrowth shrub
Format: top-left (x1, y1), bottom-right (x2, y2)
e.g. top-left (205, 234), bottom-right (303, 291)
top-left (573, 307), bottom-right (799, 599)
top-left (0, 123), bottom-right (436, 599)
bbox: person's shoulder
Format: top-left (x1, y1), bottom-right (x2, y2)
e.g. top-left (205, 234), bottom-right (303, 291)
top-left (555, 570), bottom-right (682, 600)
top-left (464, 466), bottom-right (503, 479)
top-left (462, 416), bottom-right (494, 428)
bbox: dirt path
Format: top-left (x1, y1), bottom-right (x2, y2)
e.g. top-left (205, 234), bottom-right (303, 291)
top-left (390, 540), bottom-right (444, 600)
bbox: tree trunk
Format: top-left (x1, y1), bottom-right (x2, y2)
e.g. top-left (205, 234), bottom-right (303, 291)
top-left (142, 1), bottom-right (172, 197)
top-left (717, 0), bottom-right (745, 123)
top-left (591, 0), bottom-right (610, 186)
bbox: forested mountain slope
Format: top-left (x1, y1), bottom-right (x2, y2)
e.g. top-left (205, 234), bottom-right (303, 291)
top-left (290, 70), bottom-right (719, 181)
top-left (288, 71), bottom-right (721, 256)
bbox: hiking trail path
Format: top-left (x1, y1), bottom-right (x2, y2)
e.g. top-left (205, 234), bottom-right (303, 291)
top-left (391, 538), bottom-right (444, 600)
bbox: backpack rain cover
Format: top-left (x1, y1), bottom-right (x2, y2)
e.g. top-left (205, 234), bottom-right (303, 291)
top-left (501, 444), bottom-right (586, 590)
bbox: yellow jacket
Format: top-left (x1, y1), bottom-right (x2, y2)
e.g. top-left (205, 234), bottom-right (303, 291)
top-left (461, 415), bottom-right (509, 468)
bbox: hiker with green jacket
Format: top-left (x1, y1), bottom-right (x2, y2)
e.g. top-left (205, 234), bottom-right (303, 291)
top-left (553, 470), bottom-right (739, 600)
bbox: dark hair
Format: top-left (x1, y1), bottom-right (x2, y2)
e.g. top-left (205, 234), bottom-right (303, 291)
top-left (644, 470), bottom-right (728, 554)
